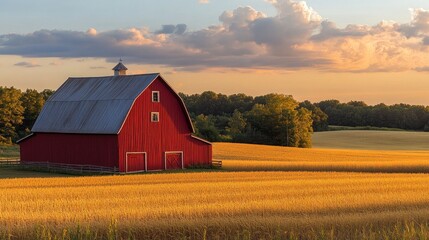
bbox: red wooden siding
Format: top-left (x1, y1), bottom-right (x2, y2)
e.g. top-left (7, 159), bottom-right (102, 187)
top-left (126, 153), bottom-right (146, 172)
top-left (118, 77), bottom-right (212, 172)
top-left (20, 133), bottom-right (118, 167)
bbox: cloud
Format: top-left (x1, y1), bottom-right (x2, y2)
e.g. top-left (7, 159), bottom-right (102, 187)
top-left (14, 61), bottom-right (41, 68)
top-left (423, 36), bottom-right (429, 45)
top-left (87, 28), bottom-right (97, 36)
top-left (1, 0), bottom-right (429, 73)
top-left (49, 61), bottom-right (62, 66)
top-left (198, 0), bottom-right (209, 4)
top-left (399, 8), bottom-right (429, 38)
top-left (312, 21), bottom-right (370, 41)
top-left (155, 24), bottom-right (187, 35)
top-left (415, 66), bottom-right (429, 72)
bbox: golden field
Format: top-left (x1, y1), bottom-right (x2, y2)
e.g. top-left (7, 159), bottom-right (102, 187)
top-left (216, 142), bottom-right (429, 173)
top-left (1, 142), bottom-right (429, 239)
top-left (1, 171), bottom-right (429, 239)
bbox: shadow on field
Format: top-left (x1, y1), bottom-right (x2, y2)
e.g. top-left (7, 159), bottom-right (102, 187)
top-left (0, 168), bottom-right (70, 179)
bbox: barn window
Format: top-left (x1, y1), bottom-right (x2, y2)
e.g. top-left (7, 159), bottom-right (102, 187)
top-left (152, 91), bottom-right (160, 102)
top-left (151, 112), bottom-right (159, 122)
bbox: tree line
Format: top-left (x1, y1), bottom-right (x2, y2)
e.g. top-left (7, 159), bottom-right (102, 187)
top-left (180, 92), bottom-right (325, 148)
top-left (180, 92), bottom-right (429, 146)
top-left (1, 88), bottom-right (429, 147)
top-left (0, 87), bottom-right (54, 144)
top-left (316, 100), bottom-right (429, 131)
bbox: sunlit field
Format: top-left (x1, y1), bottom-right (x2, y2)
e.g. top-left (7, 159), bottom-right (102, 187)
top-left (1, 171), bottom-right (429, 239)
top-left (1, 142), bottom-right (429, 239)
top-left (313, 130), bottom-right (429, 150)
top-left (216, 142), bottom-right (429, 173)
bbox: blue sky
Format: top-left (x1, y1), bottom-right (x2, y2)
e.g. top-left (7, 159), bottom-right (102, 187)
top-left (1, 0), bottom-right (429, 34)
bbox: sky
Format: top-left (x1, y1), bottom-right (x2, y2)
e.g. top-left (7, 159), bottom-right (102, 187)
top-left (1, 0), bottom-right (429, 105)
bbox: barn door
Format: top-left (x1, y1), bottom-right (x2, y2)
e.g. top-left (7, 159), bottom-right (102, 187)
top-left (126, 152), bottom-right (147, 173)
top-left (165, 152), bottom-right (183, 170)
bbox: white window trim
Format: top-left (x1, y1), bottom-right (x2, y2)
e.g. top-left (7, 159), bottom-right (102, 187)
top-left (164, 151), bottom-right (184, 170)
top-left (125, 152), bottom-right (147, 173)
top-left (151, 112), bottom-right (159, 122)
top-left (152, 91), bottom-right (160, 102)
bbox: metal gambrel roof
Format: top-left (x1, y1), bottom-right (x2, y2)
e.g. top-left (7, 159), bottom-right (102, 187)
top-left (31, 73), bottom-right (163, 134)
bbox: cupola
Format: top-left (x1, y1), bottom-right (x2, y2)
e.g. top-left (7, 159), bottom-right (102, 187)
top-left (112, 59), bottom-right (128, 76)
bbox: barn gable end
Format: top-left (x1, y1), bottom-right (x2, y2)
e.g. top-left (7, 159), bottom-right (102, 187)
top-left (118, 76), bottom-right (211, 172)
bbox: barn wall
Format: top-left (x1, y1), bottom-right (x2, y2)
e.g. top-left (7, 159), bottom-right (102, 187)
top-left (20, 133), bottom-right (119, 167)
top-left (118, 77), bottom-right (211, 172)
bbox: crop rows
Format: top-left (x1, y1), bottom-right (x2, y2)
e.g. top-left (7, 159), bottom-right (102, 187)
top-left (1, 171), bottom-right (429, 239)
top-left (216, 143), bottom-right (429, 173)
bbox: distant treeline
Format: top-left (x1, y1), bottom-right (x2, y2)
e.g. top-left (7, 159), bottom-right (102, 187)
top-left (180, 92), bottom-right (429, 144)
top-left (316, 100), bottom-right (429, 131)
top-left (1, 87), bottom-right (429, 147)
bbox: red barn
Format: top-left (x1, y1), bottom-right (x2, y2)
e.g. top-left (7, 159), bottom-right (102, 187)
top-left (18, 63), bottom-right (212, 173)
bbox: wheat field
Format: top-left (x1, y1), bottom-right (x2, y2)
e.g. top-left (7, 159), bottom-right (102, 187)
top-left (1, 171), bottom-right (429, 239)
top-left (216, 142), bottom-right (429, 173)
top-left (1, 143), bottom-right (429, 239)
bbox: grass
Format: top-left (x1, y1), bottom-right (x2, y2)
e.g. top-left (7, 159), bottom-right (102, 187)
top-left (0, 145), bottom-right (19, 159)
top-left (0, 168), bottom-right (68, 179)
top-left (313, 130), bottom-right (429, 150)
top-left (216, 142), bottom-right (429, 173)
top-left (328, 125), bottom-right (405, 131)
top-left (1, 171), bottom-right (429, 239)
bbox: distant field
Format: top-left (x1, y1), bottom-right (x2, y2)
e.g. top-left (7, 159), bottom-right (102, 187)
top-left (215, 142), bottom-right (429, 173)
top-left (0, 145), bottom-right (19, 159)
top-left (1, 171), bottom-right (429, 239)
top-left (312, 130), bottom-right (429, 150)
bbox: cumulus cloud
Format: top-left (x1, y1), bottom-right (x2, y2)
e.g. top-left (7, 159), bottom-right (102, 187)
top-left (1, 0), bottom-right (429, 72)
top-left (399, 8), bottom-right (429, 37)
top-left (14, 61), bottom-right (41, 68)
top-left (155, 24), bottom-right (187, 35)
top-left (312, 21), bottom-right (370, 41)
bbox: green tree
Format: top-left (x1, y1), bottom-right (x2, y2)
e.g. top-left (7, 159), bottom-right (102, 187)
top-left (17, 89), bottom-right (45, 138)
top-left (0, 87), bottom-right (24, 144)
top-left (40, 89), bottom-right (55, 101)
top-left (295, 108), bottom-right (313, 148)
top-left (227, 110), bottom-right (246, 136)
top-left (245, 94), bottom-right (311, 147)
top-left (299, 100), bottom-right (328, 131)
top-left (193, 114), bottom-right (220, 142)
top-left (423, 117), bottom-right (429, 132)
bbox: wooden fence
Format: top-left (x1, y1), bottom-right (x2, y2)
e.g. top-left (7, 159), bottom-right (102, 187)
top-left (0, 160), bottom-right (119, 174)
top-left (212, 160), bottom-right (222, 168)
top-left (1, 159), bottom-right (221, 173)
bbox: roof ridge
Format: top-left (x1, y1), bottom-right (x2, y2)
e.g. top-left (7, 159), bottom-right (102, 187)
top-left (68, 73), bottom-right (160, 79)
top-left (48, 99), bottom-right (135, 103)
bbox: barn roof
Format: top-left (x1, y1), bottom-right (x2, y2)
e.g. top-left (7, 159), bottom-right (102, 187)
top-left (31, 73), bottom-right (194, 134)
